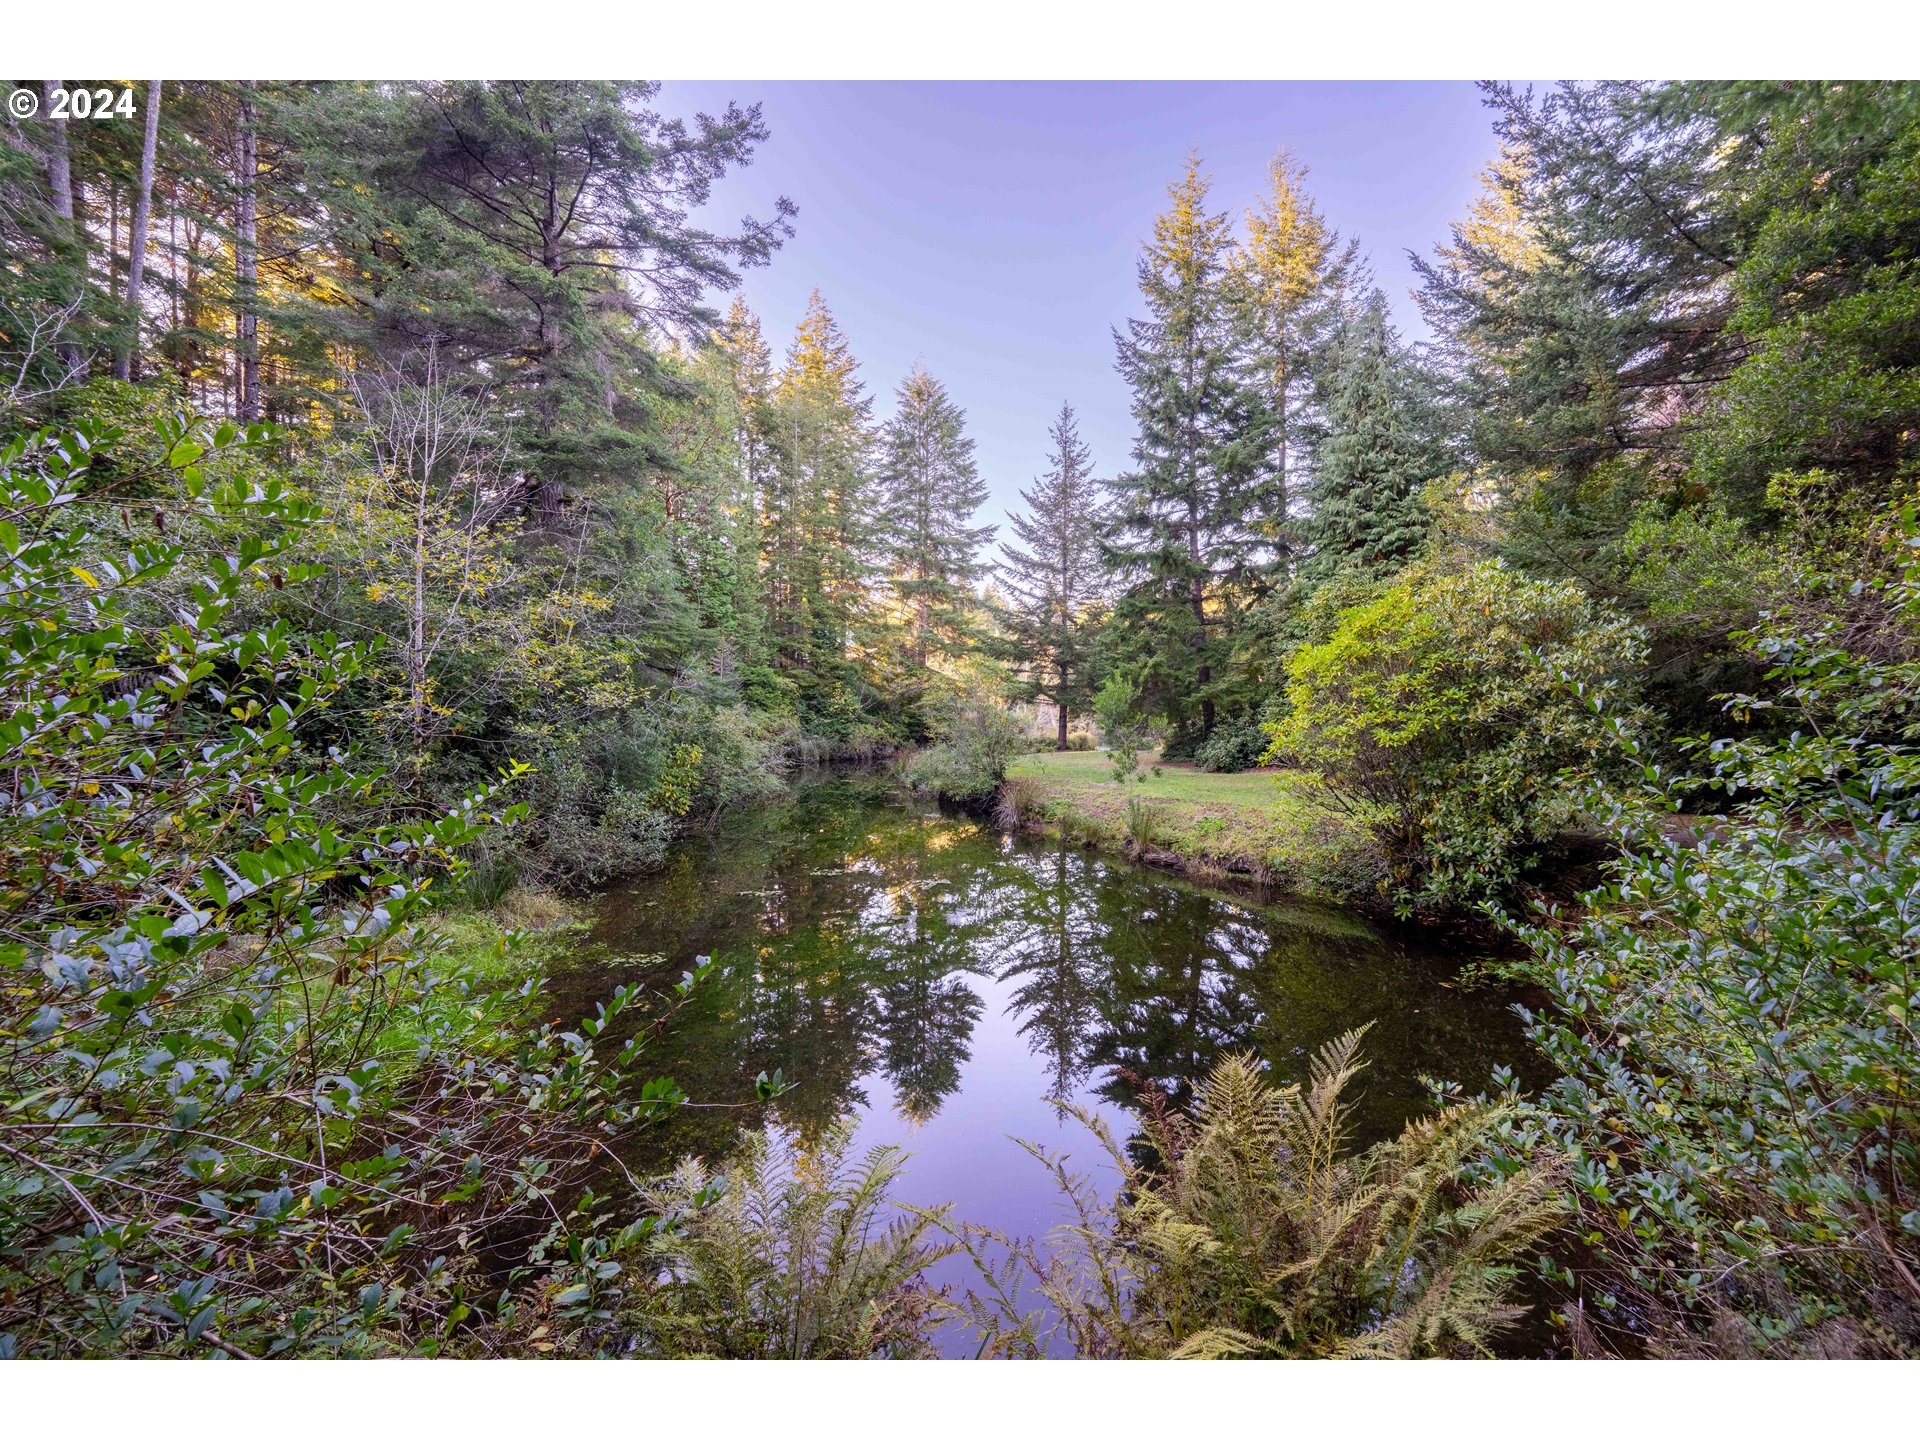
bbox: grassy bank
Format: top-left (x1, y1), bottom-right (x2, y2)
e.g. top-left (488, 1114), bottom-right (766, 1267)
top-left (1002, 750), bottom-right (1385, 900)
top-left (429, 886), bottom-right (592, 985)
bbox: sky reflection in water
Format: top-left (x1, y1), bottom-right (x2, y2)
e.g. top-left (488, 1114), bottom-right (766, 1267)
top-left (558, 771), bottom-right (1542, 1354)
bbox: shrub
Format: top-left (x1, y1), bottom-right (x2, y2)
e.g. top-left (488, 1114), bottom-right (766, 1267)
top-left (0, 419), bottom-right (700, 1358)
top-left (1094, 672), bottom-right (1147, 784)
top-left (1502, 509), bottom-right (1920, 1356)
top-left (944, 1034), bottom-right (1564, 1358)
top-left (1193, 716), bottom-right (1269, 773)
top-left (903, 681), bottom-right (1024, 805)
top-left (1269, 557), bottom-right (1646, 910)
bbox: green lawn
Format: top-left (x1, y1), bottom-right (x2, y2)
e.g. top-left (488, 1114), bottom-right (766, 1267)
top-left (1005, 749), bottom-right (1381, 896)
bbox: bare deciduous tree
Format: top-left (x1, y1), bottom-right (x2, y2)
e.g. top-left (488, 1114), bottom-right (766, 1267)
top-left (346, 342), bottom-right (519, 765)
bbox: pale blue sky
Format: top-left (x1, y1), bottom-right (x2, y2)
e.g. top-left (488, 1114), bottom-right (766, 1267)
top-left (662, 81), bottom-right (1506, 535)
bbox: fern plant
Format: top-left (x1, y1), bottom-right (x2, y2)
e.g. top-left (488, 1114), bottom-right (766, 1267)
top-left (942, 1030), bottom-right (1565, 1358)
top-left (622, 1125), bottom-right (959, 1358)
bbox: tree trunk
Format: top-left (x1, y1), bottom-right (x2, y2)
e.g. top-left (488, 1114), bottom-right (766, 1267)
top-left (233, 84), bottom-right (260, 422)
top-left (1188, 499), bottom-right (1213, 738)
top-left (115, 81), bottom-right (162, 383)
top-left (41, 81), bottom-right (84, 378)
top-left (1056, 695), bottom-right (1069, 750)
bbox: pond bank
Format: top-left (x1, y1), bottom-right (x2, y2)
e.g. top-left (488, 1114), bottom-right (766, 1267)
top-left (1001, 749), bottom-right (1389, 905)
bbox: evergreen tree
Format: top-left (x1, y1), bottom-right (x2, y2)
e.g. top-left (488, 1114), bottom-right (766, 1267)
top-left (999, 403), bottom-right (1107, 747)
top-left (1300, 292), bottom-right (1444, 580)
top-left (878, 363), bottom-right (994, 670)
top-left (1106, 153), bottom-right (1277, 751)
top-left (718, 297), bottom-right (776, 515)
top-left (1230, 148), bottom-right (1358, 563)
top-left (1413, 83), bottom-right (1748, 500)
top-left (306, 80), bottom-right (795, 520)
top-left (765, 290), bottom-right (876, 722)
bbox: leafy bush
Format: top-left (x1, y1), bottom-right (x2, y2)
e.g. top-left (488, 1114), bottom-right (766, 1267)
top-left (0, 419), bottom-right (700, 1358)
top-left (1503, 509), bottom-right (1920, 1356)
top-left (1192, 717), bottom-right (1270, 773)
top-left (1269, 557), bottom-right (1646, 909)
top-left (904, 681), bottom-right (1025, 805)
top-left (624, 1126), bottom-right (956, 1358)
top-left (1094, 672), bottom-right (1147, 783)
top-left (945, 1034), bottom-right (1564, 1358)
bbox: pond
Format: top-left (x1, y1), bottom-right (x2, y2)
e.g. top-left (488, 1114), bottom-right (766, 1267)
top-left (554, 768), bottom-right (1545, 1355)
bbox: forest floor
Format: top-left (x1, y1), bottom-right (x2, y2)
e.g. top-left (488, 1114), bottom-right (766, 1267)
top-left (1003, 750), bottom-right (1385, 900)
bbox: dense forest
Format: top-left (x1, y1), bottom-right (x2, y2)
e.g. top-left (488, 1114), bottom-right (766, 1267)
top-left (2, 79), bottom-right (1918, 1359)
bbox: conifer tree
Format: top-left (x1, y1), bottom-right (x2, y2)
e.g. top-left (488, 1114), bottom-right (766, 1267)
top-left (1231, 149), bottom-right (1358, 561)
top-left (1300, 292), bottom-right (1444, 580)
top-left (765, 291), bottom-right (876, 711)
top-left (1000, 403), bottom-right (1107, 747)
top-left (878, 364), bottom-right (994, 669)
top-left (308, 80), bottom-right (795, 520)
top-left (717, 297), bottom-right (776, 517)
top-left (1107, 153), bottom-right (1277, 751)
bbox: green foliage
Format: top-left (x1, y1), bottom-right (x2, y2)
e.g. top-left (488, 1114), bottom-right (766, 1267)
top-left (1271, 557), bottom-right (1645, 908)
top-left (998, 403), bottom-right (1109, 741)
top-left (1192, 716), bottom-right (1270, 773)
top-left (878, 365), bottom-right (994, 669)
top-left (1106, 155), bottom-right (1278, 750)
top-left (1298, 290), bottom-right (1442, 580)
top-left (944, 1035), bottom-right (1564, 1358)
top-left (1502, 510), bottom-right (1920, 1356)
top-left (623, 1126), bottom-right (957, 1358)
top-left (1123, 796), bottom-right (1168, 849)
top-left (0, 418), bottom-right (700, 1357)
top-left (1094, 671), bottom-right (1147, 784)
top-left (1686, 82), bottom-right (1920, 506)
top-left (904, 678), bottom-right (1026, 806)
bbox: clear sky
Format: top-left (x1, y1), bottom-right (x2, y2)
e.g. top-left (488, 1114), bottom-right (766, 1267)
top-left (662, 81), bottom-right (1506, 538)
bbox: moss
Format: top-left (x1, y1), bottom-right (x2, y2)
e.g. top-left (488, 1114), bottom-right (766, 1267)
top-left (1005, 750), bottom-right (1385, 901)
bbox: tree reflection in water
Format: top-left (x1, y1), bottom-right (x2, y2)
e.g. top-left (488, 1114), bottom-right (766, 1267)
top-left (558, 770), bottom-right (1542, 1233)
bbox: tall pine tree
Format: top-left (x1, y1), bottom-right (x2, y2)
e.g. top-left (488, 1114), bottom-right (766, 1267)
top-left (999, 403), bottom-right (1107, 747)
top-left (878, 364), bottom-right (994, 671)
top-left (1107, 153), bottom-right (1277, 751)
top-left (1300, 291), bottom-right (1445, 580)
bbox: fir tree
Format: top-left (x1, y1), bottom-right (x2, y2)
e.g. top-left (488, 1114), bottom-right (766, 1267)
top-left (717, 297), bottom-right (776, 513)
top-left (764, 290), bottom-right (876, 716)
top-left (1107, 153), bottom-right (1277, 751)
top-left (1231, 148), bottom-right (1358, 563)
top-left (999, 403), bottom-right (1107, 747)
top-left (1301, 292), bottom-right (1444, 580)
top-left (309, 80), bottom-right (795, 520)
top-left (878, 363), bottom-right (994, 670)
top-left (1413, 83), bottom-right (1747, 500)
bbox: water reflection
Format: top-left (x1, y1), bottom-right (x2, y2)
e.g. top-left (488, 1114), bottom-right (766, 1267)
top-left (562, 772), bottom-right (1542, 1173)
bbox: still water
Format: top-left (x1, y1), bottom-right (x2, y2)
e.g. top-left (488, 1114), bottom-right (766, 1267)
top-left (557, 769), bottom-right (1542, 1352)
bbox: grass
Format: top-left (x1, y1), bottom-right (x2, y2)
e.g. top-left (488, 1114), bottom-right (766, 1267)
top-left (428, 885), bottom-right (588, 986)
top-left (1005, 749), bottom-right (1384, 899)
